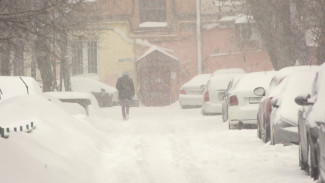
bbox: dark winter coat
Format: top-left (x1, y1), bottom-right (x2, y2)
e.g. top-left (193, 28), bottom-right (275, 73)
top-left (116, 75), bottom-right (135, 100)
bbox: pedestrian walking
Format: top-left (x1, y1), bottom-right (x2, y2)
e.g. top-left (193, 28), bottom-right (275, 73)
top-left (116, 71), bottom-right (135, 120)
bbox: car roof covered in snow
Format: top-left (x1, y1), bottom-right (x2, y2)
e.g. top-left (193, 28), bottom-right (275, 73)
top-left (274, 70), bottom-right (317, 124)
top-left (181, 74), bottom-right (211, 89)
top-left (307, 63), bottom-right (325, 127)
top-left (70, 76), bottom-right (117, 94)
top-left (212, 68), bottom-right (245, 75)
top-left (208, 73), bottom-right (244, 91)
top-left (232, 71), bottom-right (275, 92)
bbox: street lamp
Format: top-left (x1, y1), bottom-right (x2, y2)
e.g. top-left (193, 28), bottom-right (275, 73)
top-left (196, 0), bottom-right (202, 74)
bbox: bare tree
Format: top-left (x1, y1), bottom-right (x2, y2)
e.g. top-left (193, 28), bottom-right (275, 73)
top-left (247, 0), bottom-right (321, 70)
top-left (0, 0), bottom-right (92, 91)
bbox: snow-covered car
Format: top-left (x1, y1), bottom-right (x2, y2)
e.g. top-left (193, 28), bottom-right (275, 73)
top-left (270, 70), bottom-right (317, 145)
top-left (295, 64), bottom-right (324, 179)
top-left (112, 94), bottom-right (140, 107)
top-left (212, 68), bottom-right (245, 75)
top-left (228, 71), bottom-right (275, 129)
top-left (68, 76), bottom-right (118, 107)
top-left (179, 74), bottom-right (211, 108)
top-left (0, 76), bottom-right (42, 102)
top-left (202, 73), bottom-right (244, 115)
top-left (222, 75), bottom-right (243, 122)
top-left (0, 76), bottom-right (89, 116)
top-left (256, 65), bottom-right (318, 143)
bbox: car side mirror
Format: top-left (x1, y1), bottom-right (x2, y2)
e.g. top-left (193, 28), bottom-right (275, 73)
top-left (271, 98), bottom-right (279, 108)
top-left (254, 87), bottom-right (265, 97)
top-left (295, 94), bottom-right (313, 106)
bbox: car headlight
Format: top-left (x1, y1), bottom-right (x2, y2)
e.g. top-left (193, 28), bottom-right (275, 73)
top-left (279, 118), bottom-right (296, 128)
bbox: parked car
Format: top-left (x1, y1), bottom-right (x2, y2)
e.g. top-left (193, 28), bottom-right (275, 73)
top-left (295, 64), bottom-right (324, 179)
top-left (256, 66), bottom-right (318, 143)
top-left (270, 70), bottom-right (317, 145)
top-left (112, 94), bottom-right (141, 107)
top-left (212, 68), bottom-right (245, 75)
top-left (222, 75), bottom-right (244, 122)
top-left (68, 76), bottom-right (119, 107)
top-left (228, 71), bottom-right (275, 129)
top-left (0, 76), bottom-right (88, 116)
top-left (179, 74), bottom-right (211, 108)
top-left (0, 76), bottom-right (42, 102)
top-left (202, 73), bottom-right (244, 115)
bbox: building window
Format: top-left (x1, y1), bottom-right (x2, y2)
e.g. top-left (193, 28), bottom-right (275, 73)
top-left (87, 41), bottom-right (97, 73)
top-left (139, 0), bottom-right (167, 23)
top-left (71, 41), bottom-right (83, 75)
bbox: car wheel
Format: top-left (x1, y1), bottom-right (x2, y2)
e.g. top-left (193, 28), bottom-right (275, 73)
top-left (270, 125), bottom-right (276, 145)
top-left (201, 108), bottom-right (209, 116)
top-left (309, 143), bottom-right (319, 179)
top-left (257, 115), bottom-right (262, 139)
top-left (300, 144), bottom-right (307, 170)
top-left (257, 125), bottom-right (261, 139)
top-left (228, 122), bottom-right (234, 130)
top-left (262, 124), bottom-right (269, 143)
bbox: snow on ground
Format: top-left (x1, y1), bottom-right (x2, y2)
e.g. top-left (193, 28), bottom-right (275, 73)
top-left (0, 97), bottom-right (314, 183)
top-left (93, 103), bottom-right (313, 183)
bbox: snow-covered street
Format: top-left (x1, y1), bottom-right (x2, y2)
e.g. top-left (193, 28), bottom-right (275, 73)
top-left (91, 103), bottom-right (313, 183)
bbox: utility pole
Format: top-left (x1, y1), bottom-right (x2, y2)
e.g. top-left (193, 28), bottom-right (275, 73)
top-left (196, 0), bottom-right (202, 74)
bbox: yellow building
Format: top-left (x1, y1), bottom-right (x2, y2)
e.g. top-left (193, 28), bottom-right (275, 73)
top-left (69, 21), bottom-right (137, 89)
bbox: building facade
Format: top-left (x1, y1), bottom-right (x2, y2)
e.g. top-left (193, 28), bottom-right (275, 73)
top-left (73, 0), bottom-right (273, 106)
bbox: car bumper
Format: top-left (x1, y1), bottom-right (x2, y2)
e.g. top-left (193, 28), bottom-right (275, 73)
top-left (274, 125), bottom-right (299, 144)
top-left (202, 102), bottom-right (222, 114)
top-left (179, 94), bottom-right (203, 107)
top-left (228, 105), bottom-right (258, 124)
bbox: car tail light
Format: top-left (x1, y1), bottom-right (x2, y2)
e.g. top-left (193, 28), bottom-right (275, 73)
top-left (229, 95), bottom-right (238, 106)
top-left (180, 89), bottom-right (186, 95)
top-left (204, 91), bottom-right (209, 102)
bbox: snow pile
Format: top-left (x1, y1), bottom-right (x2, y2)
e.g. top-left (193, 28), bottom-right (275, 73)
top-left (0, 94), bottom-right (315, 183)
top-left (0, 76), bottom-right (42, 102)
top-left (0, 95), bottom-right (107, 183)
top-left (139, 22), bottom-right (168, 28)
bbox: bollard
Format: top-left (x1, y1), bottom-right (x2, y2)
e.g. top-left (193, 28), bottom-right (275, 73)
top-left (14, 127), bottom-right (17, 132)
top-left (7, 128), bottom-right (10, 133)
top-left (26, 124), bottom-right (29, 130)
top-left (20, 126), bottom-right (23, 131)
top-left (31, 122), bottom-right (34, 128)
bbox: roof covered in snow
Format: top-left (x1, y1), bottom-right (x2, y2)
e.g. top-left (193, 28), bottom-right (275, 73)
top-left (136, 46), bottom-right (179, 62)
top-left (139, 22), bottom-right (168, 28)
